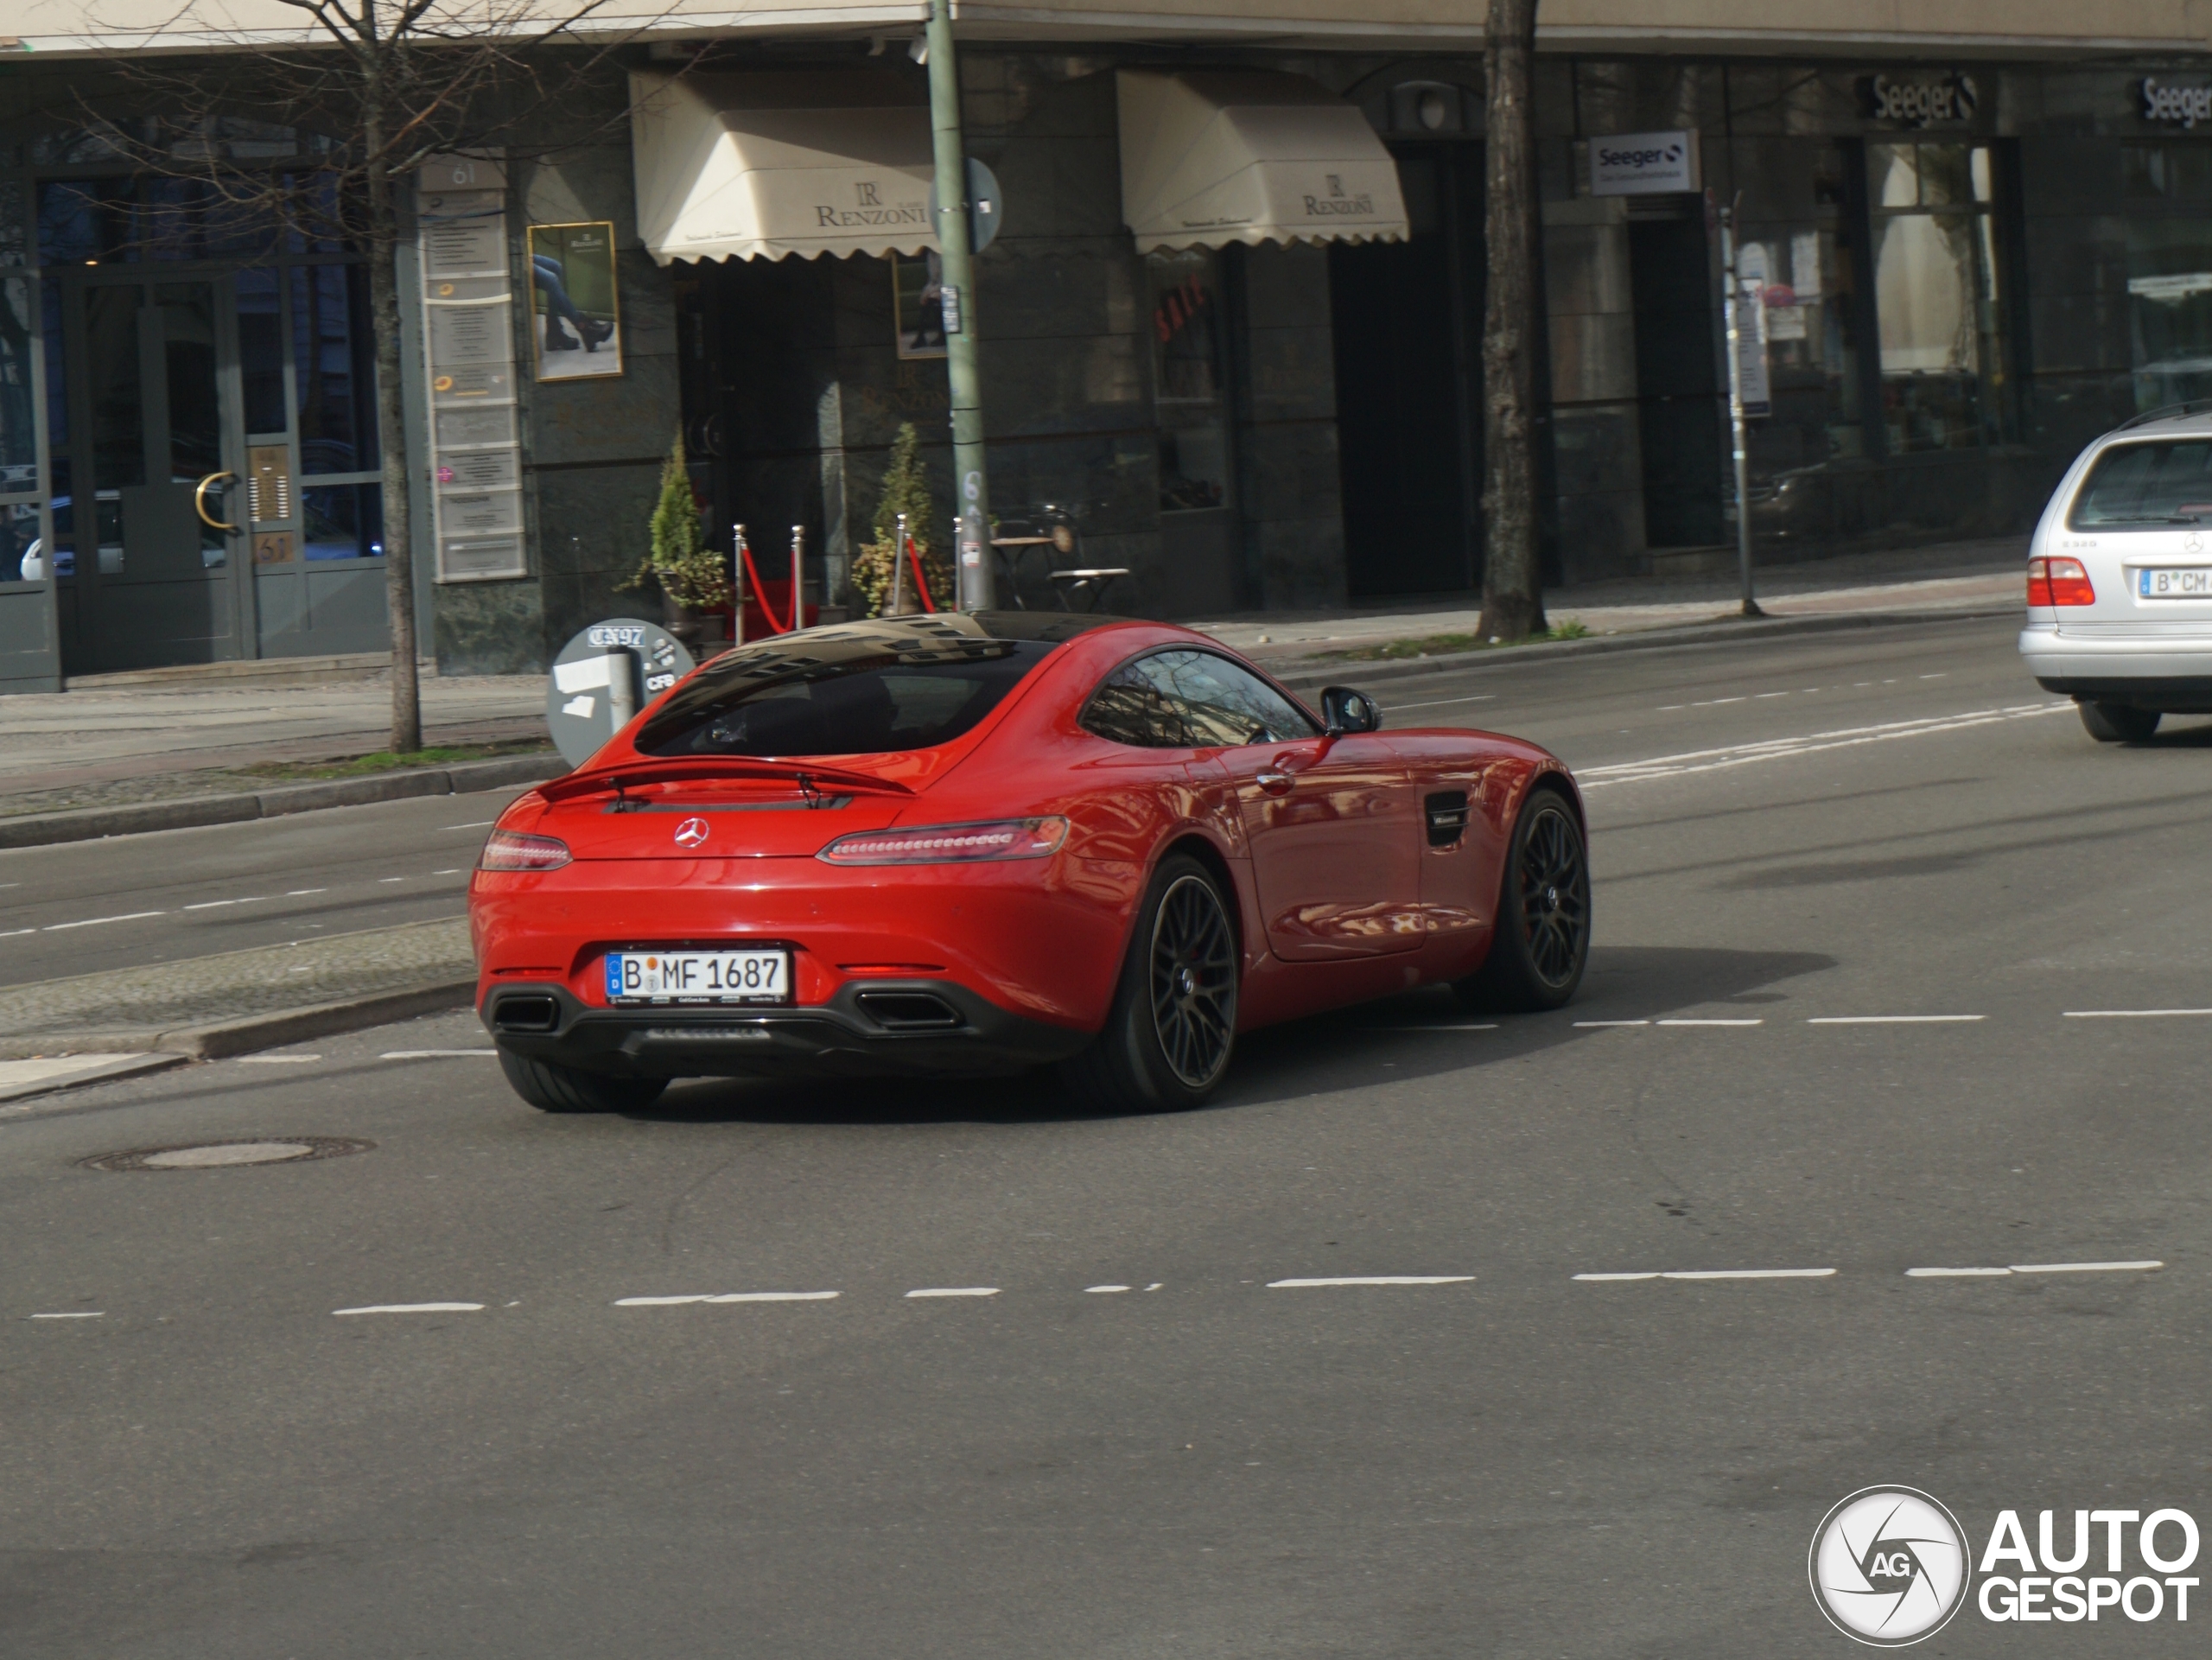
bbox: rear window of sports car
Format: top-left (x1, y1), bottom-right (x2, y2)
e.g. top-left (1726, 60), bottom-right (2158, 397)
top-left (635, 638), bottom-right (1056, 758)
top-left (2070, 440), bottom-right (2212, 528)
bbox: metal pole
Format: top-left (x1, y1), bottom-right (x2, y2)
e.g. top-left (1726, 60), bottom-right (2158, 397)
top-left (1719, 200), bottom-right (1763, 619)
top-left (604, 643), bottom-right (635, 734)
top-left (890, 511), bottom-right (908, 614)
top-left (737, 524), bottom-right (752, 645)
top-left (924, 0), bottom-right (995, 610)
top-left (791, 524), bottom-right (806, 633)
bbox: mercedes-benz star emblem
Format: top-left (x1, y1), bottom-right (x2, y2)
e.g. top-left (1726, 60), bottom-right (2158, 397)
top-left (673, 817), bottom-right (710, 849)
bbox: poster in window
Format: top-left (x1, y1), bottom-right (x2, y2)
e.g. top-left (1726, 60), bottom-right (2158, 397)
top-left (526, 221), bottom-right (623, 381)
top-left (893, 251), bottom-right (949, 359)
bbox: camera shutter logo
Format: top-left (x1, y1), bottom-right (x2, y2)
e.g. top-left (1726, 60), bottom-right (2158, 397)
top-left (1810, 1488), bottom-right (1971, 1645)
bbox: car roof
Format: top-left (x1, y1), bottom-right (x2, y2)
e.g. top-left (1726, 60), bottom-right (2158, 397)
top-left (2108, 404), bottom-right (2212, 440)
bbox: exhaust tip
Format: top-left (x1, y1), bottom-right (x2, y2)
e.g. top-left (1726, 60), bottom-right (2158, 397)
top-left (854, 990), bottom-right (963, 1031)
top-left (492, 993), bottom-right (561, 1034)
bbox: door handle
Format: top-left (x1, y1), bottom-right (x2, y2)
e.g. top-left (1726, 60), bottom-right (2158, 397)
top-left (1255, 771), bottom-right (1294, 796)
top-left (194, 472), bottom-right (239, 532)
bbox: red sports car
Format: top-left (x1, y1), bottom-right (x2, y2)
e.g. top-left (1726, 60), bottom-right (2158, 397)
top-left (470, 613), bottom-right (1589, 1113)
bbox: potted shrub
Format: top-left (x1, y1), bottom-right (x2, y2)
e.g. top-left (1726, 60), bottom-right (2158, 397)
top-left (623, 434), bottom-right (732, 643)
top-left (849, 423), bottom-right (953, 615)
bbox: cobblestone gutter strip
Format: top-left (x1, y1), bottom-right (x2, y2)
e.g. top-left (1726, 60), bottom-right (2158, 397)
top-left (1267, 604), bottom-right (2019, 694)
top-left (0, 917), bottom-right (479, 1059)
top-left (0, 755), bottom-right (564, 850)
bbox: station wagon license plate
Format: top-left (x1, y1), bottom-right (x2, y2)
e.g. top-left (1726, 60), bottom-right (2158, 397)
top-left (2139, 568), bottom-right (2212, 597)
top-left (604, 949), bottom-right (790, 1005)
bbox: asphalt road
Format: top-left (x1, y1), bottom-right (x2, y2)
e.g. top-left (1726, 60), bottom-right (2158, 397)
top-left (6, 614), bottom-right (2212, 1656)
top-left (0, 791), bottom-right (532, 987)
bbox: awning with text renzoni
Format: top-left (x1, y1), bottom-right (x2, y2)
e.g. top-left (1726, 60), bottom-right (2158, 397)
top-left (630, 69), bottom-right (936, 264)
top-left (1116, 69), bottom-right (1409, 254)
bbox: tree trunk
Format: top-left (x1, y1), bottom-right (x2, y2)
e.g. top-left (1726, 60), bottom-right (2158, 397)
top-left (363, 85), bottom-right (423, 754)
top-left (1478, 0), bottom-right (1547, 642)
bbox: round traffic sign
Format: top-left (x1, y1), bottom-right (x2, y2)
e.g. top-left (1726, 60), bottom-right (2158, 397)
top-left (929, 157), bottom-right (1004, 253)
top-left (546, 617), bottom-right (696, 768)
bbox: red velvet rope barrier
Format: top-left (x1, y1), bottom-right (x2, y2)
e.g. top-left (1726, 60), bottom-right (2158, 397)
top-left (905, 536), bottom-right (938, 614)
top-left (739, 537), bottom-right (793, 634)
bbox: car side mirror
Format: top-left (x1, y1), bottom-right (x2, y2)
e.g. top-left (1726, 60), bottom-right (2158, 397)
top-left (1319, 685), bottom-right (1382, 736)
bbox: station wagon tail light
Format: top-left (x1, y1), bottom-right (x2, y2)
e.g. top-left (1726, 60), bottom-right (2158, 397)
top-left (478, 830), bottom-right (572, 871)
top-left (2028, 557), bottom-right (2095, 607)
top-left (817, 817), bottom-right (1068, 866)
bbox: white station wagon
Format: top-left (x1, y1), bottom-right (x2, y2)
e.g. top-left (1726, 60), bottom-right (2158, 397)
top-left (2021, 406), bottom-right (2212, 741)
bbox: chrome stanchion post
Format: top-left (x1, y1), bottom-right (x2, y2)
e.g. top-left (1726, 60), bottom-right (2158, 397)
top-left (890, 512), bottom-right (908, 614)
top-left (791, 524), bottom-right (806, 633)
top-left (732, 523), bottom-right (747, 646)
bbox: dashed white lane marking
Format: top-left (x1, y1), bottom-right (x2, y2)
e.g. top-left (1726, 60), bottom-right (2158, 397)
top-left (2010, 1260), bottom-right (2164, 1275)
top-left (432, 868), bottom-right (463, 875)
top-left (333, 1302), bottom-right (485, 1316)
top-left (1755, 691), bottom-right (1789, 699)
top-left (1389, 692), bottom-right (1497, 710)
top-left (183, 896), bottom-right (270, 911)
top-left (1363, 1022), bottom-right (1498, 1032)
top-left (1656, 1018), bottom-right (1762, 1027)
top-left (1580, 702), bottom-right (2070, 789)
top-left (1575, 1269), bottom-right (1834, 1282)
top-left (906, 1287), bottom-right (1000, 1299)
top-left (0, 927), bottom-right (31, 938)
top-left (1087, 1285), bottom-right (1131, 1294)
top-left (285, 888), bottom-right (327, 896)
top-left (379, 1049), bottom-right (497, 1059)
top-left (378, 877), bottom-right (404, 884)
top-left (2063, 1008), bottom-right (2212, 1020)
top-left (29, 1311), bottom-right (104, 1319)
top-left (1574, 1020), bottom-right (1649, 1028)
top-left (42, 911), bottom-right (165, 932)
top-left (236, 1054), bottom-right (320, 1064)
top-left (615, 1291), bottom-right (839, 1307)
top-left (1905, 1267), bottom-right (2011, 1278)
top-left (1267, 1275), bottom-right (1475, 1288)
top-left (444, 820), bottom-right (497, 830)
top-left (1808, 1014), bottom-right (1984, 1025)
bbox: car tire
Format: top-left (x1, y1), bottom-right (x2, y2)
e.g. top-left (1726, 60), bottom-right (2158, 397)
top-left (1058, 854), bottom-right (1240, 1113)
top-left (497, 1046), bottom-right (669, 1114)
top-left (2079, 701), bottom-right (2161, 743)
top-left (1454, 784), bottom-right (1592, 1014)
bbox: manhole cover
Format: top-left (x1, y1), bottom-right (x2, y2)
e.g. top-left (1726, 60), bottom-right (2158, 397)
top-left (80, 1136), bottom-right (375, 1173)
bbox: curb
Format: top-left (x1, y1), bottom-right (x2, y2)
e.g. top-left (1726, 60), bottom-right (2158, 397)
top-left (1266, 604), bottom-right (2020, 693)
top-left (0, 754), bottom-right (564, 851)
top-left (0, 976), bottom-right (480, 1062)
top-left (0, 1052), bottom-right (190, 1105)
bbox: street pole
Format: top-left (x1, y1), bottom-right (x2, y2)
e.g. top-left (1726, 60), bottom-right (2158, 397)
top-left (924, 0), bottom-right (995, 610)
top-left (1718, 198), bottom-right (1764, 619)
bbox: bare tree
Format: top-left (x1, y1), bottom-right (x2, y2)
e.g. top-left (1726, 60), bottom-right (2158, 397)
top-left (1478, 0), bottom-right (1546, 642)
top-left (92, 0), bottom-right (667, 750)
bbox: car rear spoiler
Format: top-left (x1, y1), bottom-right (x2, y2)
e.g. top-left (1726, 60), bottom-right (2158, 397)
top-left (540, 759), bottom-right (916, 805)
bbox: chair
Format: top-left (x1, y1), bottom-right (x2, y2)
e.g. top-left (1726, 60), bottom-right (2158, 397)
top-left (1047, 568), bottom-right (1130, 612)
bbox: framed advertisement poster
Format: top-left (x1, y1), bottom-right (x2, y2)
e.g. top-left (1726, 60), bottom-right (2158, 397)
top-left (526, 221), bottom-right (622, 381)
top-left (892, 251), bottom-right (948, 359)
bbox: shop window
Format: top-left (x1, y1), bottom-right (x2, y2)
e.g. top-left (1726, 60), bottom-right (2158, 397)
top-left (2122, 144), bottom-right (2212, 411)
top-left (1147, 250), bottom-right (1231, 513)
top-left (1732, 142), bottom-right (1868, 467)
top-left (1, 272), bottom-right (33, 495)
top-left (1867, 142), bottom-right (2010, 454)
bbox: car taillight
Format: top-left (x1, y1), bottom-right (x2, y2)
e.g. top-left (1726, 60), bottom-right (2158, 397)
top-left (478, 830), bottom-right (572, 871)
top-left (2028, 557), bottom-right (2094, 607)
top-left (817, 817), bottom-right (1069, 866)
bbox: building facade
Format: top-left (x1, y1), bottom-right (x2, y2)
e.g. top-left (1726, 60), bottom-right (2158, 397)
top-left (4, 0), bottom-right (2212, 684)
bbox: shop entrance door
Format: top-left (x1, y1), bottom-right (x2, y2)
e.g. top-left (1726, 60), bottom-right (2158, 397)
top-left (60, 274), bottom-right (247, 671)
top-left (1627, 211), bottom-right (1726, 550)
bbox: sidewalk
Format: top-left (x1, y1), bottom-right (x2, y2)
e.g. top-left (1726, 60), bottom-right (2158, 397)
top-left (1196, 536), bottom-right (2025, 669)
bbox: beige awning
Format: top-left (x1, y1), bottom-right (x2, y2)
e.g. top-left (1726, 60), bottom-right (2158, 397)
top-left (1116, 69), bottom-right (1409, 254)
top-left (629, 70), bottom-right (937, 265)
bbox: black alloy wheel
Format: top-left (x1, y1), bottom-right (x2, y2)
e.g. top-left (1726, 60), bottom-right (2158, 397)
top-left (1455, 785), bottom-right (1591, 1013)
top-left (1059, 854), bottom-right (1242, 1112)
top-left (1148, 872), bottom-right (1239, 1091)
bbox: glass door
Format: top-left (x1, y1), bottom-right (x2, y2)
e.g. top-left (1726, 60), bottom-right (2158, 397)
top-left (62, 272), bottom-right (245, 670)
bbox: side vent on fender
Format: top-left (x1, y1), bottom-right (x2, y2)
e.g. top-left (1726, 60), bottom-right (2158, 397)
top-left (1424, 791), bottom-right (1471, 849)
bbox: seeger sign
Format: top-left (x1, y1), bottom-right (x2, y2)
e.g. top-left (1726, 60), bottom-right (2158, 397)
top-left (1588, 130), bottom-right (1699, 197)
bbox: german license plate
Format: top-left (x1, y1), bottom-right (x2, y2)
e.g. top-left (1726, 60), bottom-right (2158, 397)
top-left (2139, 568), bottom-right (2212, 597)
top-left (604, 949), bottom-right (790, 1005)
